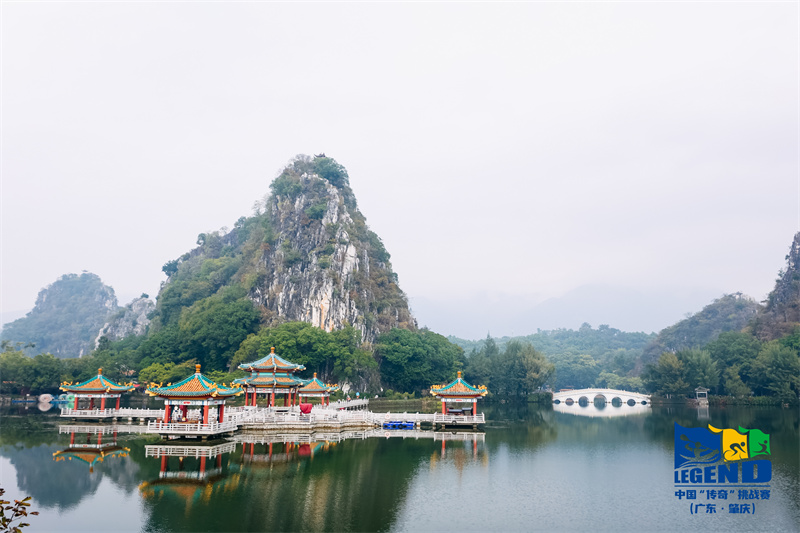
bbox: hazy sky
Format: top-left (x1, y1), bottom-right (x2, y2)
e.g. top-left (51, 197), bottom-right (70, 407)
top-left (2, 2), bottom-right (797, 338)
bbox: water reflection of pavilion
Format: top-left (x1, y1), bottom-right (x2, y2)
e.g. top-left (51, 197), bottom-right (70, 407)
top-left (52, 426), bottom-right (130, 473)
top-left (140, 442), bottom-right (240, 514)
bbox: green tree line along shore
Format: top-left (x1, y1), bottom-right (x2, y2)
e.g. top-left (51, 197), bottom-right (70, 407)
top-left (2, 318), bottom-right (797, 405)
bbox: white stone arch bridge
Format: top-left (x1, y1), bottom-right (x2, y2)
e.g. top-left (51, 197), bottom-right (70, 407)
top-left (552, 388), bottom-right (650, 405)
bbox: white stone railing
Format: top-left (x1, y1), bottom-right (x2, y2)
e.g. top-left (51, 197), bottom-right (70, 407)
top-left (115, 408), bottom-right (165, 418)
top-left (146, 420), bottom-right (238, 435)
top-left (60, 407), bottom-right (163, 418)
top-left (433, 413), bottom-right (485, 424)
top-left (145, 442), bottom-right (236, 458)
top-left (60, 408), bottom-right (117, 418)
top-left (58, 424), bottom-right (150, 435)
top-left (238, 409), bottom-right (372, 425)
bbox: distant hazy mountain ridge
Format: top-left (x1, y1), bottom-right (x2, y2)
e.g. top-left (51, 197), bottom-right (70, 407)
top-left (0, 273), bottom-right (119, 357)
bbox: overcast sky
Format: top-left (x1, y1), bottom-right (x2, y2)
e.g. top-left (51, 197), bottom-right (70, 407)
top-left (2, 2), bottom-right (797, 338)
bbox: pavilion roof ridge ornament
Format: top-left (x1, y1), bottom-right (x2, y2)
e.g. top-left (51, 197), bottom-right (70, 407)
top-left (238, 346), bottom-right (306, 372)
top-left (146, 364), bottom-right (242, 398)
top-left (60, 368), bottom-right (135, 394)
top-left (429, 371), bottom-right (488, 397)
top-left (298, 372), bottom-right (340, 394)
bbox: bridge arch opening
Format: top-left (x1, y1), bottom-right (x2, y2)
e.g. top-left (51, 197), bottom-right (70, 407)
top-left (611, 397), bottom-right (622, 406)
top-left (553, 399), bottom-right (561, 404)
top-left (578, 396), bottom-right (590, 406)
top-left (565, 398), bottom-right (574, 405)
top-left (627, 399), bottom-right (636, 406)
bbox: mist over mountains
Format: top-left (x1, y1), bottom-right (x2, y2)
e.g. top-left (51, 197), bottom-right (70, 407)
top-left (411, 284), bottom-right (724, 339)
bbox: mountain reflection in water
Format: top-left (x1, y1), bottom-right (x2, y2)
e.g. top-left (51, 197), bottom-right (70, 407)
top-left (0, 403), bottom-right (797, 532)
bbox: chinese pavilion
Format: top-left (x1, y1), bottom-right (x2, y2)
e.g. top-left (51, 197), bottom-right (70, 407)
top-left (146, 364), bottom-right (242, 431)
top-left (60, 368), bottom-right (134, 411)
top-left (234, 347), bottom-right (306, 407)
top-left (297, 373), bottom-right (339, 406)
top-left (429, 371), bottom-right (488, 416)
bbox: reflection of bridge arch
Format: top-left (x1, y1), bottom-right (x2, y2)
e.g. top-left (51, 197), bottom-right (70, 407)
top-left (552, 388), bottom-right (650, 405)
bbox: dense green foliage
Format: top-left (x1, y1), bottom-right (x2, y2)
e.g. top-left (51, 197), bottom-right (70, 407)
top-left (375, 329), bottom-right (463, 393)
top-left (462, 336), bottom-right (555, 397)
top-left (0, 322), bottom-right (470, 397)
top-left (453, 325), bottom-right (648, 393)
top-left (0, 273), bottom-right (119, 358)
top-left (643, 329), bottom-right (800, 403)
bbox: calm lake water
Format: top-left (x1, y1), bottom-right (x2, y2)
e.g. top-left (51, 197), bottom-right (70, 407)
top-left (0, 400), bottom-right (797, 532)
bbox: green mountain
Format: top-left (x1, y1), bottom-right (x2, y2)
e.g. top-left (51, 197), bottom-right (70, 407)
top-left (638, 292), bottom-right (762, 369)
top-left (752, 232), bottom-right (800, 340)
top-left (0, 273), bottom-right (119, 357)
top-left (154, 155), bottom-right (415, 348)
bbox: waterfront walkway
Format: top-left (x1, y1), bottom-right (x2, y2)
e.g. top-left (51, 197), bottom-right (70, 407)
top-left (60, 398), bottom-right (485, 437)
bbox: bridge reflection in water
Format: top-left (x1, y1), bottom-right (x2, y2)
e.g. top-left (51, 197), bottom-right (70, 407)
top-left (552, 402), bottom-right (651, 418)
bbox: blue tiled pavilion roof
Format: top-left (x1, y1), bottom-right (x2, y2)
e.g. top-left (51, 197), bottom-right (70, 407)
top-left (60, 368), bottom-right (134, 394)
top-left (430, 371), bottom-right (488, 398)
top-left (238, 347), bottom-right (305, 373)
top-left (146, 365), bottom-right (242, 398)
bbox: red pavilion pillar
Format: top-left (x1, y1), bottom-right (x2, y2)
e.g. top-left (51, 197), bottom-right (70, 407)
top-left (442, 401), bottom-right (446, 415)
top-left (115, 396), bottom-right (121, 410)
top-left (161, 455), bottom-right (167, 473)
top-left (89, 398), bottom-right (94, 410)
top-left (473, 401), bottom-right (476, 416)
top-left (73, 397), bottom-right (79, 410)
top-left (270, 392), bottom-right (275, 407)
top-left (100, 397), bottom-right (106, 410)
top-left (203, 405), bottom-right (209, 425)
top-left (218, 404), bottom-right (225, 423)
top-left (70, 432), bottom-right (75, 445)
top-left (164, 404), bottom-right (171, 423)
top-left (200, 456), bottom-right (206, 474)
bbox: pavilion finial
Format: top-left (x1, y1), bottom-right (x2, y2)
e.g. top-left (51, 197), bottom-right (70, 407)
top-left (195, 364), bottom-right (201, 374)
top-left (457, 371), bottom-right (462, 378)
top-left (313, 372), bottom-right (317, 378)
top-left (271, 346), bottom-right (275, 354)
top-left (98, 368), bottom-right (103, 375)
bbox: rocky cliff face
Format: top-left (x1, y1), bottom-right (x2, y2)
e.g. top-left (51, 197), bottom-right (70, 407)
top-left (157, 155), bottom-right (415, 344)
top-left (252, 169), bottom-right (414, 342)
top-left (752, 232), bottom-right (800, 340)
top-left (95, 296), bottom-right (155, 345)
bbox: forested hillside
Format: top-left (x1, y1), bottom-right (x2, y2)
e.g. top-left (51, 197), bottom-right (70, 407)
top-left (752, 232), bottom-right (800, 340)
top-left (454, 325), bottom-right (653, 392)
top-left (643, 234), bottom-right (800, 403)
top-left (0, 273), bottom-right (118, 357)
top-left (638, 293), bottom-right (761, 369)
